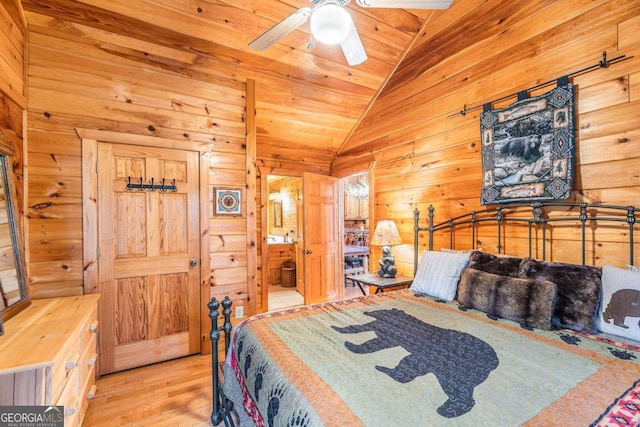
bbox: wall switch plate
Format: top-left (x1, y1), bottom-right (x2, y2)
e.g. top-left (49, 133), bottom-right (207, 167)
top-left (235, 306), bottom-right (244, 319)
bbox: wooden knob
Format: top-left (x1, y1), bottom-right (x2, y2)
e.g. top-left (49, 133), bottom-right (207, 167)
top-left (87, 353), bottom-right (97, 366)
top-left (87, 385), bottom-right (97, 400)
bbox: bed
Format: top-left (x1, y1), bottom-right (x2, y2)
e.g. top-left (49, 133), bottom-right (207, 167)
top-left (209, 201), bottom-right (640, 427)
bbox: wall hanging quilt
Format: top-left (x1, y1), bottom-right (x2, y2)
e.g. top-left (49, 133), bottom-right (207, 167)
top-left (480, 79), bottom-right (575, 205)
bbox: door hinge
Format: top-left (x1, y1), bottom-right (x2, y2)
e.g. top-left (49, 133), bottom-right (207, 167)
top-left (96, 247), bottom-right (99, 259)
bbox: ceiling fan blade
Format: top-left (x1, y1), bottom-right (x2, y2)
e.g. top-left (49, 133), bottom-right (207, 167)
top-left (355, 0), bottom-right (453, 8)
top-left (249, 8), bottom-right (311, 51)
top-left (340, 21), bottom-right (367, 66)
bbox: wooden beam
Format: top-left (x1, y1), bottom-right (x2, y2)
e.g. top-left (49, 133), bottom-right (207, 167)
top-left (246, 78), bottom-right (257, 317)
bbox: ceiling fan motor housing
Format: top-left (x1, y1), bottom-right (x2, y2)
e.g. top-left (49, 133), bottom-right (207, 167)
top-left (310, 0), bottom-right (351, 5)
top-left (310, 1), bottom-right (353, 45)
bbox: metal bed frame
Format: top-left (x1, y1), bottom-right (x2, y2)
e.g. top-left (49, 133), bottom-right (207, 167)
top-left (208, 296), bottom-right (234, 426)
top-left (209, 201), bottom-right (639, 426)
top-left (413, 201), bottom-right (639, 274)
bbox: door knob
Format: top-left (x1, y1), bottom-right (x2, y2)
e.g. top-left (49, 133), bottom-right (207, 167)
top-left (190, 259), bottom-right (198, 267)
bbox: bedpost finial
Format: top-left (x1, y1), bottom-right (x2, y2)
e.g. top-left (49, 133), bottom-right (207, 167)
top-left (208, 297), bottom-right (220, 314)
top-left (222, 296), bottom-right (233, 309)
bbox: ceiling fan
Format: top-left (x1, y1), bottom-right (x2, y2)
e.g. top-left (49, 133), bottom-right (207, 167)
top-left (249, 0), bottom-right (454, 66)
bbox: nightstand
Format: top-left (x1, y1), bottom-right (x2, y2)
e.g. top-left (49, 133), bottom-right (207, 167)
top-left (348, 273), bottom-right (413, 295)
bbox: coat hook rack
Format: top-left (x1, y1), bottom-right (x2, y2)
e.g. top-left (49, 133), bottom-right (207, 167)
top-left (126, 176), bottom-right (178, 192)
top-left (447, 51), bottom-right (631, 119)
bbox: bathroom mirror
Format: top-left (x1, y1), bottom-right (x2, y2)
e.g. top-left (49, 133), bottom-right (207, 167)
top-left (0, 132), bottom-right (29, 323)
top-left (273, 200), bottom-right (283, 228)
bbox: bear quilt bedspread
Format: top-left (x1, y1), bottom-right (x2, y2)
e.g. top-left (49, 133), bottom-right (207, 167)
top-left (228, 290), bottom-right (640, 427)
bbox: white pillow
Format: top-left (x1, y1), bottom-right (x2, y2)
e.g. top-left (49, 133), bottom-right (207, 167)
top-left (410, 250), bottom-right (471, 300)
top-left (597, 265), bottom-right (640, 342)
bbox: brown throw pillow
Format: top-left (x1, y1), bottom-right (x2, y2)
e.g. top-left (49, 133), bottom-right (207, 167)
top-left (467, 251), bottom-right (524, 277)
top-left (518, 259), bottom-right (601, 333)
top-left (457, 268), bottom-right (557, 330)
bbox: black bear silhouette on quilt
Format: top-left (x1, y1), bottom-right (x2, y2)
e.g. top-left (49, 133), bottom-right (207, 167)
top-left (333, 308), bottom-right (499, 418)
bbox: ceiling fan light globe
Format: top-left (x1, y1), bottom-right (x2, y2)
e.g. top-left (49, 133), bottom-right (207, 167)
top-left (310, 4), bottom-right (352, 45)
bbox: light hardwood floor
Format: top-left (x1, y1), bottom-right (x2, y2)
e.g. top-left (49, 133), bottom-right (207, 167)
top-left (84, 353), bottom-right (214, 426)
top-left (84, 284), bottom-right (367, 426)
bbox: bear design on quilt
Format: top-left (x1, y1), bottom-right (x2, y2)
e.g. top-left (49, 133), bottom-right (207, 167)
top-left (333, 308), bottom-right (499, 418)
top-left (603, 288), bottom-right (640, 329)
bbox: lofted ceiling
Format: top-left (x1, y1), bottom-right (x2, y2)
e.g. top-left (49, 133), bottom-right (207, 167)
top-left (20, 0), bottom-right (449, 170)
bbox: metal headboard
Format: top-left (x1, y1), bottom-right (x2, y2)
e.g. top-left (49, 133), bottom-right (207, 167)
top-left (413, 201), bottom-right (639, 274)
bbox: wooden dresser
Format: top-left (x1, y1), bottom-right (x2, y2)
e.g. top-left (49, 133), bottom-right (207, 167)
top-left (0, 294), bottom-right (100, 426)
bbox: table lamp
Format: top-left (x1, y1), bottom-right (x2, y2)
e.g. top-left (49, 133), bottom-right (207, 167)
top-left (370, 220), bottom-right (403, 278)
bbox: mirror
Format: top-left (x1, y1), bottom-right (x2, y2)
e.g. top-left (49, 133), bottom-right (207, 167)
top-left (0, 133), bottom-right (29, 325)
top-left (273, 200), bottom-right (283, 228)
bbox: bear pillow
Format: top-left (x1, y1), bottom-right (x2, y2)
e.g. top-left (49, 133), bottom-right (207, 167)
top-left (597, 265), bottom-right (640, 342)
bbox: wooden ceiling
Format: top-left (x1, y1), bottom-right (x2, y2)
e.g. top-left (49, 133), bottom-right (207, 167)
top-left (20, 0), bottom-right (448, 171)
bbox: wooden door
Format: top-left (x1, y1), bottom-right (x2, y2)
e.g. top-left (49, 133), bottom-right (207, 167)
top-left (296, 199), bottom-right (304, 295)
top-left (97, 143), bottom-right (200, 375)
top-left (302, 172), bottom-right (343, 304)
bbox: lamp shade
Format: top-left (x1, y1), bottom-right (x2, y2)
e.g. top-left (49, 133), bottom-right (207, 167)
top-left (370, 220), bottom-right (403, 246)
top-left (310, 3), bottom-right (352, 45)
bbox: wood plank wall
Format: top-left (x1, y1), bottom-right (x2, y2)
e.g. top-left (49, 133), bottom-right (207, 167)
top-left (0, 0), bottom-right (26, 209)
top-left (22, 11), bottom-right (250, 320)
top-left (334, 0), bottom-right (640, 272)
top-left (0, 0), bottom-right (26, 111)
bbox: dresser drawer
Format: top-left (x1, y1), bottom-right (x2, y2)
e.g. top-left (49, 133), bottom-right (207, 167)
top-left (55, 362), bottom-right (80, 427)
top-left (51, 338), bottom-right (80, 403)
top-left (78, 361), bottom-right (96, 427)
top-left (0, 295), bottom-right (101, 425)
top-left (79, 334), bottom-right (97, 386)
top-left (81, 307), bottom-right (99, 349)
top-left (78, 311), bottom-right (98, 426)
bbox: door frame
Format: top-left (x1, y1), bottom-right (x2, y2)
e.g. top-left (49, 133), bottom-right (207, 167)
top-left (258, 167), bottom-right (309, 313)
top-left (258, 167), bottom-right (346, 312)
top-left (258, 168), bottom-right (299, 313)
top-left (78, 129), bottom-right (212, 354)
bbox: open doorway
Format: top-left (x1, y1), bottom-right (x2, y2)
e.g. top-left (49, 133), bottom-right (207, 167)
top-left (265, 175), bottom-right (303, 311)
top-left (342, 172), bottom-right (371, 296)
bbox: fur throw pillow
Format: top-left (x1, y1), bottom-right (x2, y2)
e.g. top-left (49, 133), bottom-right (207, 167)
top-left (518, 259), bottom-right (601, 332)
top-left (457, 268), bottom-right (557, 330)
top-left (466, 251), bottom-right (524, 277)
